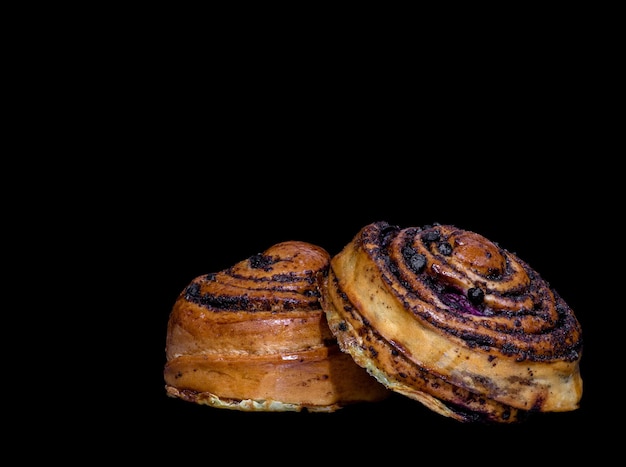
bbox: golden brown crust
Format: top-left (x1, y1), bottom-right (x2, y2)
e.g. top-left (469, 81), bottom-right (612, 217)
top-left (164, 240), bottom-right (390, 412)
top-left (319, 222), bottom-right (583, 423)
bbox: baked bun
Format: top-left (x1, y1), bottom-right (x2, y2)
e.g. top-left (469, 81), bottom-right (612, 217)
top-left (164, 240), bottom-right (390, 412)
top-left (319, 221), bottom-right (583, 423)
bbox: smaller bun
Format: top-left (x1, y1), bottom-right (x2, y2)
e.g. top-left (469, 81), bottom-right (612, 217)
top-left (164, 240), bottom-right (390, 412)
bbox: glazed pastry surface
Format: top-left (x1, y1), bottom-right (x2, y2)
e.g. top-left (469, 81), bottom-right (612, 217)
top-left (164, 240), bottom-right (390, 412)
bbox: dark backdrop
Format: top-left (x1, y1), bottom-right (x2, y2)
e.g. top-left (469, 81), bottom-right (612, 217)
top-left (25, 19), bottom-right (618, 461)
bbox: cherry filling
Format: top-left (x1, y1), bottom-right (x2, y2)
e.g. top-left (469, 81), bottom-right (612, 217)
top-left (439, 287), bottom-right (488, 316)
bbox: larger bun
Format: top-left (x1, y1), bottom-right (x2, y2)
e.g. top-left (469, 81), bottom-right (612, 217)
top-left (319, 221), bottom-right (583, 423)
top-left (164, 240), bottom-right (390, 412)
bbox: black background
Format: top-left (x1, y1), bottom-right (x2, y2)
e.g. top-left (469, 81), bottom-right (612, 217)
top-left (17, 15), bottom-right (620, 461)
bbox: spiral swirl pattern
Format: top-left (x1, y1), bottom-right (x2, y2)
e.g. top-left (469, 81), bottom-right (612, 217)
top-left (166, 241), bottom-right (334, 358)
top-left (321, 221), bottom-right (583, 423)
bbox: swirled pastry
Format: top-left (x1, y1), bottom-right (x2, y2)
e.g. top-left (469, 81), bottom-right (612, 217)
top-left (164, 240), bottom-right (390, 412)
top-left (319, 221), bottom-right (583, 423)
